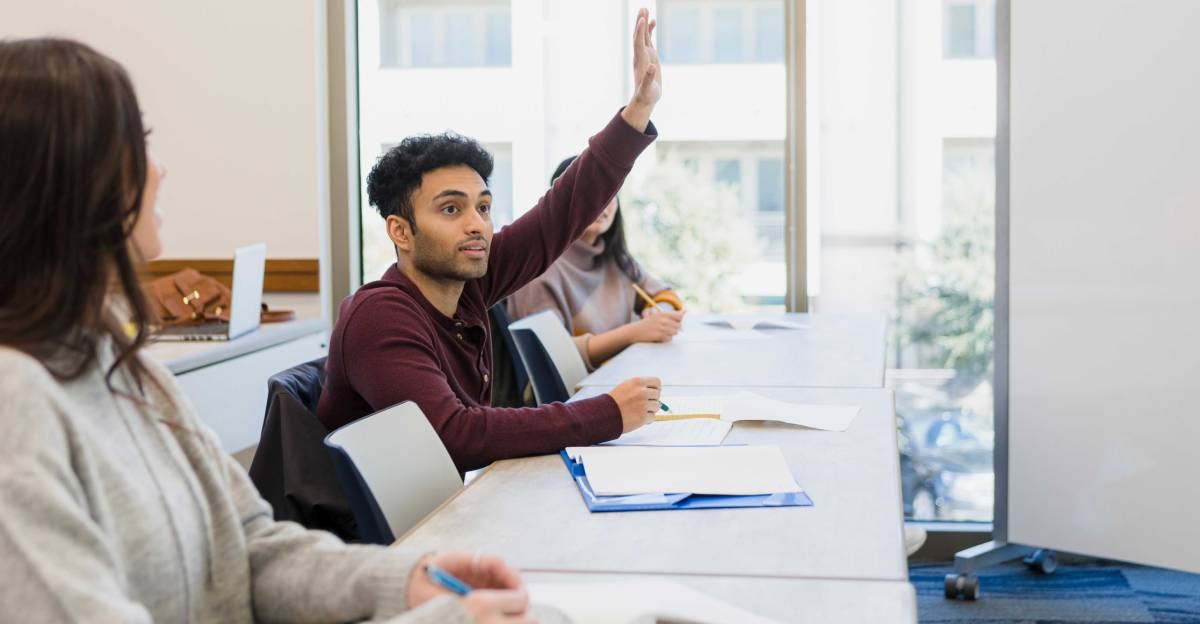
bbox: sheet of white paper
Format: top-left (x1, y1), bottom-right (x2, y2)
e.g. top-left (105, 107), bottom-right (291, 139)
top-left (657, 395), bottom-right (738, 417)
top-left (723, 392), bottom-right (861, 432)
top-left (655, 392), bottom-right (860, 432)
top-left (602, 418), bottom-right (732, 446)
top-left (529, 578), bottom-right (783, 624)
top-left (703, 317), bottom-right (810, 331)
top-left (564, 445), bottom-right (801, 496)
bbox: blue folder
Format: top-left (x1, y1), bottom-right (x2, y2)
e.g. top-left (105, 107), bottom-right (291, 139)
top-left (559, 450), bottom-right (814, 513)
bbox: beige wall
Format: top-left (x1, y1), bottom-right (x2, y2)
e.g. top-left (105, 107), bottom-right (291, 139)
top-left (2, 0), bottom-right (325, 259)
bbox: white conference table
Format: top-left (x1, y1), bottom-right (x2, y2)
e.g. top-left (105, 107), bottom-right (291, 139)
top-left (576, 313), bottom-right (888, 389)
top-left (523, 572), bottom-right (916, 624)
top-left (396, 313), bottom-right (912, 621)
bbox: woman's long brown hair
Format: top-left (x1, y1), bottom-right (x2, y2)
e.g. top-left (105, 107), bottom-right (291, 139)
top-left (0, 38), bottom-right (158, 394)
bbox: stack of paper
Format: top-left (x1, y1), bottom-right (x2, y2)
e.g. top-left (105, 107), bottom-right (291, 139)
top-left (530, 578), bottom-right (783, 624)
top-left (563, 445), bottom-right (802, 496)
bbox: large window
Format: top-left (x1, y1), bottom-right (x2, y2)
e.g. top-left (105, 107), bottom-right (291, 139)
top-left (358, 1), bottom-right (788, 311)
top-left (808, 0), bottom-right (997, 521)
top-left (356, 0), bottom-right (995, 521)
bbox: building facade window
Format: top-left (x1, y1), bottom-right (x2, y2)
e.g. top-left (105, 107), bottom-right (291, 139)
top-left (943, 0), bottom-right (996, 59)
top-left (379, 0), bottom-right (512, 68)
top-left (659, 0), bottom-right (785, 65)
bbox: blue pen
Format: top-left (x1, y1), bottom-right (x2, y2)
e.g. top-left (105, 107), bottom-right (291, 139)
top-left (424, 563), bottom-right (473, 595)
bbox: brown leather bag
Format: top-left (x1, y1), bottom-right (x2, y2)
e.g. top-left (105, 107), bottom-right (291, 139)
top-left (143, 269), bottom-right (296, 326)
top-left (144, 268), bottom-right (232, 325)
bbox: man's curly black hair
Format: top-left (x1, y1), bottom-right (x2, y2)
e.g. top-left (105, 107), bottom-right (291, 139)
top-left (366, 132), bottom-right (493, 233)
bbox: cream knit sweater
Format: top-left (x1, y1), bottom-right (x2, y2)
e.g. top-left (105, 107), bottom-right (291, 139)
top-left (0, 341), bottom-right (473, 623)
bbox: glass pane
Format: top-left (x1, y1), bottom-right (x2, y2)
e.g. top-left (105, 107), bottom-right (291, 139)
top-left (713, 7), bottom-right (743, 63)
top-left (444, 12), bottom-right (477, 67)
top-left (408, 12), bottom-right (434, 67)
top-left (485, 11), bottom-right (512, 67)
top-left (946, 3), bottom-right (978, 58)
top-left (757, 157), bottom-right (783, 212)
top-left (379, 1), bottom-right (401, 67)
top-left (754, 5), bottom-right (785, 62)
top-left (660, 5), bottom-right (703, 64)
top-left (809, 0), bottom-right (996, 522)
top-left (714, 158), bottom-right (742, 188)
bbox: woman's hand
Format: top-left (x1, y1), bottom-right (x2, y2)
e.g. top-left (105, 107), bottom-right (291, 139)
top-left (630, 310), bottom-right (684, 343)
top-left (407, 551), bottom-right (529, 620)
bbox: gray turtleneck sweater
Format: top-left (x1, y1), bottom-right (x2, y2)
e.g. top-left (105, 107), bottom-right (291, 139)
top-left (506, 238), bottom-right (667, 370)
top-left (0, 343), bottom-right (473, 623)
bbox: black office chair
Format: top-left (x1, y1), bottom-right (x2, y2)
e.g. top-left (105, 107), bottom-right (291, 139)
top-left (508, 326), bottom-right (572, 404)
top-left (488, 303), bottom-right (532, 407)
top-left (248, 357), bottom-right (357, 541)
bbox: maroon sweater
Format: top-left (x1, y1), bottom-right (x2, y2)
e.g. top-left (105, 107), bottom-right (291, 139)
top-left (317, 112), bottom-right (657, 472)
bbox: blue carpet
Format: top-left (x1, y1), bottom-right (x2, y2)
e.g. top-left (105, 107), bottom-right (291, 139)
top-left (911, 561), bottom-right (1200, 623)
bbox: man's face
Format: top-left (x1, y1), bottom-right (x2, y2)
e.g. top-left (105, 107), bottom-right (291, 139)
top-left (397, 165), bottom-right (494, 282)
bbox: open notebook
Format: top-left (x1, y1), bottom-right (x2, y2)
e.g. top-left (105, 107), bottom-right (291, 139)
top-left (602, 392), bottom-right (861, 447)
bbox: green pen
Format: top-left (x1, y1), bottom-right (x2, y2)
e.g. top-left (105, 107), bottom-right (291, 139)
top-left (659, 400), bottom-right (670, 412)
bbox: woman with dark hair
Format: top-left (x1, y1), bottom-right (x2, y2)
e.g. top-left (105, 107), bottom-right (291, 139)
top-left (0, 38), bottom-right (531, 623)
top-left (507, 155), bottom-right (685, 370)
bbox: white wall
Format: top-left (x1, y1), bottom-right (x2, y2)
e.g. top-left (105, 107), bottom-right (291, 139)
top-left (2, 0), bottom-right (325, 259)
top-left (1008, 0), bottom-right (1200, 573)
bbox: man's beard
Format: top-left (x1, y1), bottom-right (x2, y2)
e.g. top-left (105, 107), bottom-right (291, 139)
top-left (411, 238), bottom-right (488, 281)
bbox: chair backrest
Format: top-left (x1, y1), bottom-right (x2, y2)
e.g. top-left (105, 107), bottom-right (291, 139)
top-left (323, 401), bottom-right (463, 545)
top-left (249, 357), bottom-right (357, 540)
top-left (268, 357), bottom-right (327, 413)
top-left (488, 303), bottom-right (529, 400)
top-left (507, 310), bottom-right (588, 405)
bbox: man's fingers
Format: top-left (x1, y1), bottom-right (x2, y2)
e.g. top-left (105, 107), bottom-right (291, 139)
top-left (637, 376), bottom-right (662, 389)
top-left (647, 17), bottom-right (656, 46)
top-left (633, 11), bottom-right (646, 57)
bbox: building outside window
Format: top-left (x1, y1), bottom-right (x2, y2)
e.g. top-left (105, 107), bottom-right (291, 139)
top-left (379, 0), bottom-right (512, 68)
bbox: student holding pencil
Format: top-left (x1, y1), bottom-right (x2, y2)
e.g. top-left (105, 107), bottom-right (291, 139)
top-left (507, 155), bottom-right (685, 370)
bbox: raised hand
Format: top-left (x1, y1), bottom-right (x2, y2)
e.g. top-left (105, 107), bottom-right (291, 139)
top-left (620, 8), bottom-right (661, 132)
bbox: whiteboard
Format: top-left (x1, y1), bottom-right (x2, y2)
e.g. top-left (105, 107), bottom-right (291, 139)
top-left (1007, 0), bottom-right (1200, 573)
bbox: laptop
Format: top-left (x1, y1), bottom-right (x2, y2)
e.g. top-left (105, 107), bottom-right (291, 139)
top-left (154, 243), bottom-right (266, 342)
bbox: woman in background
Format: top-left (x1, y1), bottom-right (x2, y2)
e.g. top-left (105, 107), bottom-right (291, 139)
top-left (507, 155), bottom-right (685, 370)
top-left (0, 38), bottom-right (531, 623)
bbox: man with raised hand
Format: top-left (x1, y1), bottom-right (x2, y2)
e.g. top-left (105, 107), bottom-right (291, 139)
top-left (319, 9), bottom-right (665, 472)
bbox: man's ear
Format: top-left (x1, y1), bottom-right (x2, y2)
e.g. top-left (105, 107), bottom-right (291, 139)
top-left (387, 214), bottom-right (416, 254)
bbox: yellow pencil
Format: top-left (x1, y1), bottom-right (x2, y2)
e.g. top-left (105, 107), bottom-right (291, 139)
top-left (632, 283), bottom-right (657, 309)
top-left (655, 413), bottom-right (722, 422)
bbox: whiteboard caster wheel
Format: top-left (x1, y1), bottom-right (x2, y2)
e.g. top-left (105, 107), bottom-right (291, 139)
top-left (1024, 549), bottom-right (1058, 574)
top-left (944, 574), bottom-right (980, 600)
